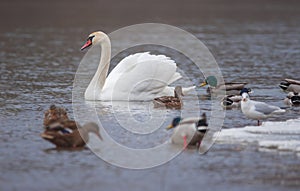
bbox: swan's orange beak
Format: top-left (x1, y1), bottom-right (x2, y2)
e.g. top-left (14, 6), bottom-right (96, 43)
top-left (81, 39), bottom-right (92, 51)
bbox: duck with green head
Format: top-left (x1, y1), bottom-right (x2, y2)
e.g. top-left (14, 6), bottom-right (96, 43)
top-left (200, 75), bottom-right (247, 95)
top-left (166, 113), bottom-right (208, 148)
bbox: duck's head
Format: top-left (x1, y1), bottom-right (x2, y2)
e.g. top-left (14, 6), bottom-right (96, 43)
top-left (200, 76), bottom-right (218, 88)
top-left (84, 122), bottom-right (103, 140)
top-left (222, 97), bottom-right (234, 106)
top-left (81, 31), bottom-right (108, 51)
top-left (197, 113), bottom-right (208, 127)
top-left (174, 86), bottom-right (184, 98)
top-left (291, 93), bottom-right (300, 106)
top-left (166, 117), bottom-right (182, 130)
top-left (279, 81), bottom-right (290, 90)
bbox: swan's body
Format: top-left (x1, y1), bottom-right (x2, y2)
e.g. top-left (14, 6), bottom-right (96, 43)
top-left (81, 31), bottom-right (195, 101)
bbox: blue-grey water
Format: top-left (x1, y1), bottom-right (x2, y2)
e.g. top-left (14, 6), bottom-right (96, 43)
top-left (1, 0), bottom-right (300, 190)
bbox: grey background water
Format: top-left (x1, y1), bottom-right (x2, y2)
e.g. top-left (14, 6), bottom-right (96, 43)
top-left (1, 0), bottom-right (300, 190)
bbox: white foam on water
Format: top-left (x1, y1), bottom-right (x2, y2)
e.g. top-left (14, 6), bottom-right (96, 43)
top-left (214, 118), bottom-right (300, 153)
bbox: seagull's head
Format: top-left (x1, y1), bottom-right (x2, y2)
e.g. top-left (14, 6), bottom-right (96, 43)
top-left (241, 92), bottom-right (250, 102)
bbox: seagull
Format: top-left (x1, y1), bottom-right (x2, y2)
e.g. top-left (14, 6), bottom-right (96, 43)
top-left (166, 113), bottom-right (208, 148)
top-left (240, 89), bottom-right (286, 126)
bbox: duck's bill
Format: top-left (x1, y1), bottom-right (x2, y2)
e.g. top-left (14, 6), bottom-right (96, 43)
top-left (166, 125), bottom-right (173, 130)
top-left (199, 82), bottom-right (207, 87)
top-left (80, 39), bottom-right (92, 51)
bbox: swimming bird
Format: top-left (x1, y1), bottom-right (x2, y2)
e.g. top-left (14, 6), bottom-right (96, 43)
top-left (279, 78), bottom-right (300, 93)
top-left (240, 90), bottom-right (286, 126)
top-left (153, 86), bottom-right (184, 109)
top-left (80, 31), bottom-right (195, 101)
top-left (41, 121), bottom-right (102, 148)
top-left (284, 92), bottom-right (300, 106)
top-left (43, 105), bottom-right (69, 127)
top-left (200, 75), bottom-right (247, 95)
top-left (166, 113), bottom-right (208, 148)
top-left (221, 88), bottom-right (252, 109)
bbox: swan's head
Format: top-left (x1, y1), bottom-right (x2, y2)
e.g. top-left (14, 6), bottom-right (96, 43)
top-left (81, 31), bottom-right (108, 51)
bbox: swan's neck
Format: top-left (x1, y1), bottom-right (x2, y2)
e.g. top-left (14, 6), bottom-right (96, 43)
top-left (85, 35), bottom-right (111, 100)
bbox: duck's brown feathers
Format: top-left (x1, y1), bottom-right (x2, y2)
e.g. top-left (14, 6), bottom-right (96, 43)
top-left (153, 86), bottom-right (183, 109)
top-left (41, 122), bottom-right (102, 148)
top-left (43, 105), bottom-right (69, 127)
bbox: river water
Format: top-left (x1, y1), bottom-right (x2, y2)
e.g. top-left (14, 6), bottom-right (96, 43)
top-left (1, 0), bottom-right (300, 190)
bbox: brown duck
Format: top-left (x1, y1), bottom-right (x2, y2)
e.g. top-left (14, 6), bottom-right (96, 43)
top-left (43, 104), bottom-right (69, 127)
top-left (41, 121), bottom-right (103, 148)
top-left (153, 86), bottom-right (184, 109)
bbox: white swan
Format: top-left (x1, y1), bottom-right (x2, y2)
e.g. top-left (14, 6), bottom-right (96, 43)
top-left (80, 31), bottom-right (195, 101)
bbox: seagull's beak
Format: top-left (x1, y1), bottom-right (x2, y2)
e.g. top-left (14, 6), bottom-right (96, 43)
top-left (242, 98), bottom-right (246, 102)
top-left (166, 124), bottom-right (174, 130)
top-left (81, 39), bottom-right (92, 51)
top-left (200, 82), bottom-right (207, 87)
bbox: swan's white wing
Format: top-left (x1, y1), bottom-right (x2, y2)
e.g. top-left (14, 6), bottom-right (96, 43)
top-left (101, 52), bottom-right (189, 100)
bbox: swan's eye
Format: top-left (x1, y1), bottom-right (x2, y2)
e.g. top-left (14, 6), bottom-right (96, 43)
top-left (81, 35), bottom-right (95, 51)
top-left (87, 35), bottom-right (95, 41)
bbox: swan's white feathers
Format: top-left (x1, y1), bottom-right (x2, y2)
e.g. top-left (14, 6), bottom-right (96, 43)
top-left (100, 52), bottom-right (189, 100)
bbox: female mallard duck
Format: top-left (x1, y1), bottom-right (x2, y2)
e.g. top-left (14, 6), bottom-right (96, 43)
top-left (200, 75), bottom-right (247, 95)
top-left (43, 105), bottom-right (69, 127)
top-left (166, 113), bottom-right (208, 148)
top-left (153, 86), bottom-right (184, 109)
top-left (221, 88), bottom-right (252, 109)
top-left (279, 78), bottom-right (300, 93)
top-left (41, 121), bottom-right (103, 148)
top-left (284, 92), bottom-right (300, 106)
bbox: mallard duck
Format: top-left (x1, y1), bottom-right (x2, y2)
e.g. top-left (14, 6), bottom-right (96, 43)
top-left (166, 113), bottom-right (208, 148)
top-left (284, 92), bottom-right (300, 106)
top-left (279, 78), bottom-right (300, 93)
top-left (153, 86), bottom-right (183, 109)
top-left (221, 88), bottom-right (252, 109)
top-left (43, 105), bottom-right (69, 127)
top-left (41, 121), bottom-right (102, 148)
top-left (240, 89), bottom-right (285, 126)
top-left (200, 76), bottom-right (247, 95)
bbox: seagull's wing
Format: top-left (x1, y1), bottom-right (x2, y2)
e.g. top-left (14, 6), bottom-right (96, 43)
top-left (252, 101), bottom-right (281, 115)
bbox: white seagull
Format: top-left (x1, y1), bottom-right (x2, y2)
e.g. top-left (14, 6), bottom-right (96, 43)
top-left (240, 89), bottom-right (286, 126)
